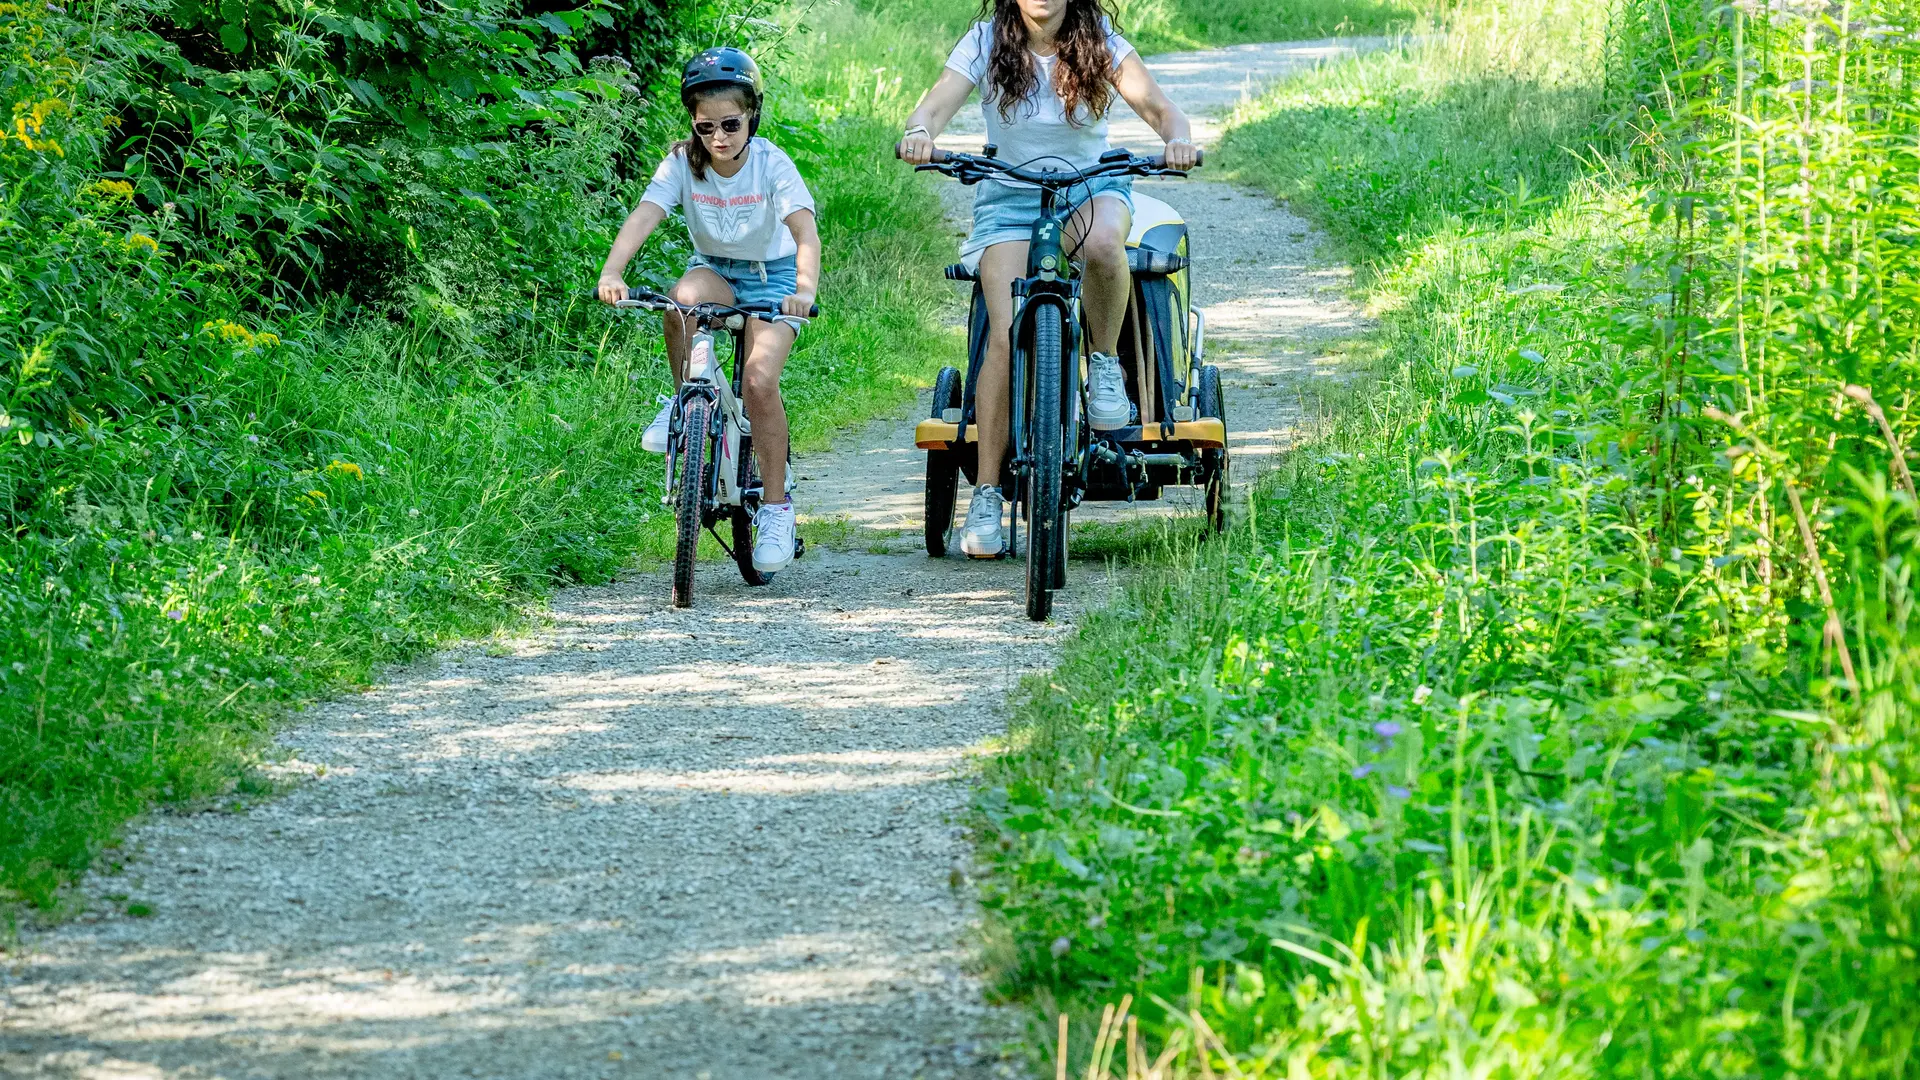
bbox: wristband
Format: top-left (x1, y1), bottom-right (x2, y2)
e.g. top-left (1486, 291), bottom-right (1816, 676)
top-left (903, 125), bottom-right (931, 140)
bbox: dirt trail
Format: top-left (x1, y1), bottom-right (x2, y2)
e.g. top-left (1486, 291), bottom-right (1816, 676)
top-left (1, 41), bottom-right (1371, 1080)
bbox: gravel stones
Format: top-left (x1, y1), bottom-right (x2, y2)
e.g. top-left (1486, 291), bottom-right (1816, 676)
top-left (0, 39), bottom-right (1366, 1080)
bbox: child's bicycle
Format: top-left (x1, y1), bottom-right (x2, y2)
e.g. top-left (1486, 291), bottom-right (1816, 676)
top-left (613, 288), bottom-right (818, 607)
top-left (905, 146), bottom-right (1225, 621)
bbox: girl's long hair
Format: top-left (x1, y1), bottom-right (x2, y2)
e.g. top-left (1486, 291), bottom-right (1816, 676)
top-left (979, 0), bottom-right (1117, 126)
top-left (674, 86), bottom-right (756, 181)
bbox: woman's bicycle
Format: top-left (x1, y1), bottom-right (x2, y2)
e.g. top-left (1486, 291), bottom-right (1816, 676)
top-left (905, 146), bottom-right (1220, 621)
top-left (613, 289), bottom-right (817, 607)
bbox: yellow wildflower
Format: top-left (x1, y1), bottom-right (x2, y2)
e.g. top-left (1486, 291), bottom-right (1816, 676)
top-left (198, 319), bottom-right (278, 350)
top-left (325, 459), bottom-right (363, 480)
top-left (88, 179), bottom-right (134, 204)
top-left (8, 99), bottom-right (67, 156)
top-left (123, 233), bottom-right (158, 255)
top-left (305, 489), bottom-right (327, 502)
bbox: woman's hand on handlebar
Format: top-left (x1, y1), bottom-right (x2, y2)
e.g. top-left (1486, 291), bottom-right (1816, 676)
top-left (898, 130), bottom-right (937, 166)
top-left (781, 291), bottom-right (817, 319)
top-left (596, 275), bottom-right (628, 306)
top-left (1162, 138), bottom-right (1201, 171)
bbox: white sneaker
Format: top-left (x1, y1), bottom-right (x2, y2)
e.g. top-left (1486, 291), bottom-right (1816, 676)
top-left (1087, 353), bottom-right (1133, 430)
top-left (752, 501), bottom-right (797, 573)
top-left (641, 396), bottom-right (674, 453)
top-left (960, 485), bottom-right (1005, 558)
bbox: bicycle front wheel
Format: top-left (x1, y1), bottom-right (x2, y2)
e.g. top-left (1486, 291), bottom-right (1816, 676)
top-left (1024, 304), bottom-right (1066, 622)
top-left (671, 398), bottom-right (712, 608)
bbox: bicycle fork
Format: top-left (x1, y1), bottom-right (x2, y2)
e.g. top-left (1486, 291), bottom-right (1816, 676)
top-left (665, 327), bottom-right (752, 513)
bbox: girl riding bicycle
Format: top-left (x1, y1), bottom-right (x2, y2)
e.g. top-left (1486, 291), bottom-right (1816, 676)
top-left (597, 47), bottom-right (820, 574)
top-left (899, 0), bottom-right (1197, 557)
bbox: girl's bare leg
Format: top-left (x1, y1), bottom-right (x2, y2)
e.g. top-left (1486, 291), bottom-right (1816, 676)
top-left (742, 320), bottom-right (796, 500)
top-left (661, 267), bottom-right (733, 384)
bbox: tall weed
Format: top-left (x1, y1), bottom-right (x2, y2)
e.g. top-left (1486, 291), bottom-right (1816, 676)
top-left (0, 0), bottom-right (958, 913)
top-left (977, 0), bottom-right (1920, 1075)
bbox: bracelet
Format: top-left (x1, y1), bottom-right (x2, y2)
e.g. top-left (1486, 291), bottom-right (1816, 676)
top-left (903, 125), bottom-right (930, 140)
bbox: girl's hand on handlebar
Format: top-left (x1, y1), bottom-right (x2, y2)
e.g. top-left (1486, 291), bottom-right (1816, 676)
top-left (781, 291), bottom-right (817, 319)
top-left (898, 131), bottom-right (936, 165)
top-left (596, 275), bottom-right (628, 306)
top-left (1163, 138), bottom-right (1201, 171)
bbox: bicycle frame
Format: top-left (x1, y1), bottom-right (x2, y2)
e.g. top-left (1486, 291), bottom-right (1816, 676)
top-left (667, 315), bottom-right (758, 518)
top-left (1006, 187), bottom-right (1084, 518)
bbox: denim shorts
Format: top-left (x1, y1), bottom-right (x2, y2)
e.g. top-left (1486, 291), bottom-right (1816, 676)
top-left (687, 253), bottom-right (802, 315)
top-left (960, 176), bottom-right (1135, 266)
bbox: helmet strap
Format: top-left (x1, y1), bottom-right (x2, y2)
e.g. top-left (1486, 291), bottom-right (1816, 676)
top-left (732, 109), bottom-right (757, 159)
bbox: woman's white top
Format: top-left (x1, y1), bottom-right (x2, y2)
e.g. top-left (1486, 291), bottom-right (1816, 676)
top-left (945, 19), bottom-right (1136, 185)
top-left (640, 138), bottom-right (815, 262)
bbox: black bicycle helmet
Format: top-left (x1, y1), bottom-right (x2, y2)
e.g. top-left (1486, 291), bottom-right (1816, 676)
top-left (680, 47), bottom-right (764, 136)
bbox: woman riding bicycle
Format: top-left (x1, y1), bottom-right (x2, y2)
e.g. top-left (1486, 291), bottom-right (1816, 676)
top-left (899, 0), bottom-right (1197, 557)
top-left (597, 47), bottom-right (820, 574)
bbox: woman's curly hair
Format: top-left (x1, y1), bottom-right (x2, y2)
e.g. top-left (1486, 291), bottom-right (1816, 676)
top-left (979, 0), bottom-right (1117, 127)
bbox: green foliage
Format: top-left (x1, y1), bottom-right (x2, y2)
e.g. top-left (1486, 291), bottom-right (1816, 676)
top-left (0, 0), bottom-right (959, 912)
top-left (977, 0), bottom-right (1920, 1074)
top-left (1106, 0), bottom-right (1421, 52)
top-left (819, 0), bottom-right (1419, 66)
top-left (1220, 2), bottom-right (1607, 260)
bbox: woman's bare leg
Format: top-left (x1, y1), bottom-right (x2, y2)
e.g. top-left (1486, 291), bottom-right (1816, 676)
top-left (974, 241), bottom-right (1029, 490)
top-left (1064, 194), bottom-right (1133, 355)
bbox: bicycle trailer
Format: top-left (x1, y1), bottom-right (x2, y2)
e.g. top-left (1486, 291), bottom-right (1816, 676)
top-left (915, 188), bottom-right (1229, 552)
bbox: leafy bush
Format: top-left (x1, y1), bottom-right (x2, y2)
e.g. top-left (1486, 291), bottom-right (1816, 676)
top-left (0, 0), bottom-right (961, 913)
top-left (976, 0), bottom-right (1920, 1074)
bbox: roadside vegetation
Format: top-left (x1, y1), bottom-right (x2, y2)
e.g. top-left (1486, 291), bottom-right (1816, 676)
top-left (976, 0), bottom-right (1920, 1074)
top-left (0, 0), bottom-right (956, 915)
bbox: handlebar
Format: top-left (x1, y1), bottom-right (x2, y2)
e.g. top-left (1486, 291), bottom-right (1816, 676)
top-left (608, 289), bottom-right (819, 320)
top-left (892, 144), bottom-right (1202, 183)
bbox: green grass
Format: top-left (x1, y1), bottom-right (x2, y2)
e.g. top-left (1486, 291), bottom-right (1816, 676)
top-left (1219, 3), bottom-right (1607, 261)
top-left (804, 0), bottom-right (1419, 67)
top-left (0, 2), bottom-right (959, 917)
top-left (972, 0), bottom-right (1920, 1075)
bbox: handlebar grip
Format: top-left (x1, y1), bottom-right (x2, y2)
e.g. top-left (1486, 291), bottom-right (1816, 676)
top-left (895, 141), bottom-right (950, 165)
top-left (1146, 148), bottom-right (1204, 169)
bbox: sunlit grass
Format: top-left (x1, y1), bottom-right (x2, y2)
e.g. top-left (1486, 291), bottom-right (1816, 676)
top-left (0, 1), bottom-right (958, 915)
top-left (976, 0), bottom-right (1920, 1074)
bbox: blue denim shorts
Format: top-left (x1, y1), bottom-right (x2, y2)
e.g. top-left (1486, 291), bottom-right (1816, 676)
top-left (961, 176), bottom-right (1135, 266)
top-left (688, 253), bottom-right (801, 310)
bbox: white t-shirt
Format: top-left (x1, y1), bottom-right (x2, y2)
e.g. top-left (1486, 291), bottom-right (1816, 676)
top-left (640, 138), bottom-right (815, 262)
top-left (945, 20), bottom-right (1136, 184)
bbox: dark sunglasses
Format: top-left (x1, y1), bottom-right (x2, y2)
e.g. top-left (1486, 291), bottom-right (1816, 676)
top-left (693, 116), bottom-right (747, 138)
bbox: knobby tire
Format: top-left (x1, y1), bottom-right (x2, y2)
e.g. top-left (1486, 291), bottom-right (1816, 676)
top-left (671, 399), bottom-right (712, 608)
top-left (925, 366), bottom-right (962, 556)
top-left (1199, 364), bottom-right (1228, 534)
top-left (734, 434), bottom-right (772, 586)
top-left (1025, 306), bottom-right (1065, 621)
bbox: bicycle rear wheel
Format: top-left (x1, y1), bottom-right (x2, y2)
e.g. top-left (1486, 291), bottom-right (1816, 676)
top-left (1198, 364), bottom-right (1228, 534)
top-left (925, 366), bottom-right (962, 556)
top-left (671, 399), bottom-right (712, 608)
top-left (1024, 305), bottom-right (1066, 622)
top-left (733, 434), bottom-right (773, 586)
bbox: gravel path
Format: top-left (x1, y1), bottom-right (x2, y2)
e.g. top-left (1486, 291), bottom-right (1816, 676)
top-left (1, 40), bottom-right (1370, 1080)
